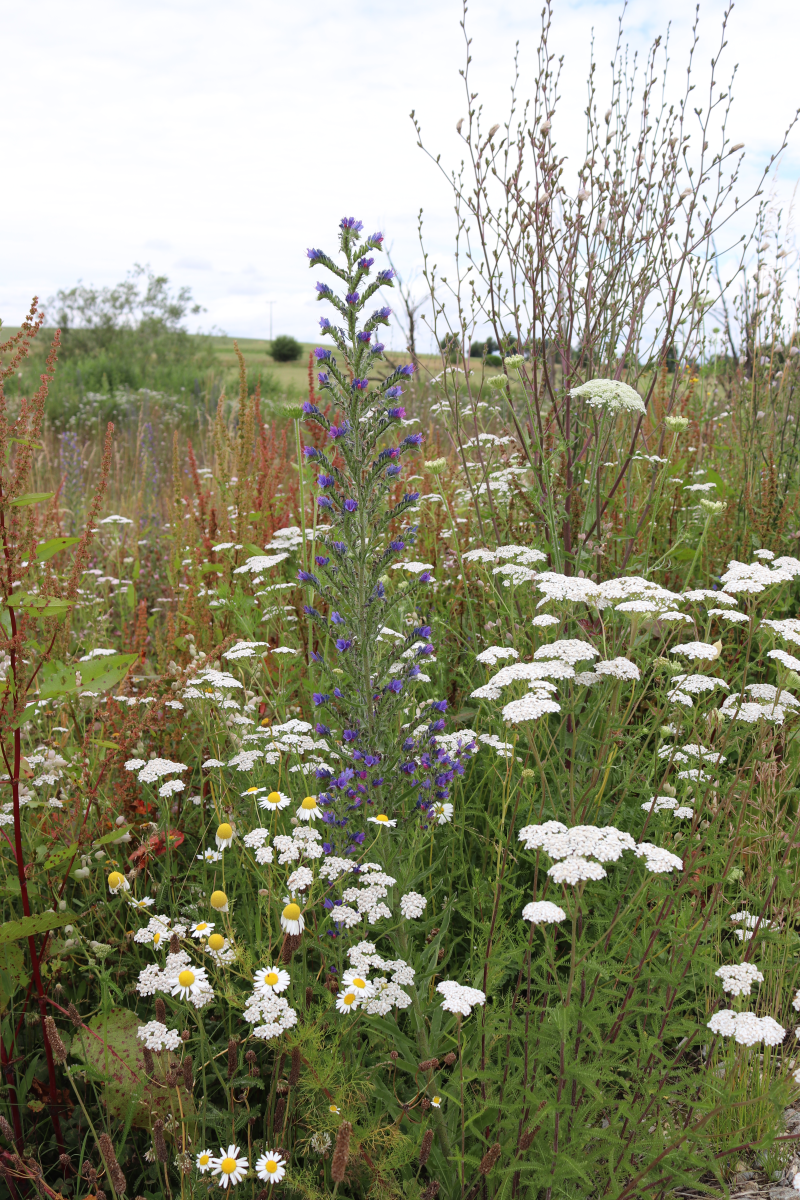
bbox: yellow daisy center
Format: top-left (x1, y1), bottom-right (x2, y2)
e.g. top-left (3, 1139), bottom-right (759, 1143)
top-left (266, 791), bottom-right (281, 805)
top-left (375, 814), bottom-right (389, 822)
top-left (283, 903), bottom-right (301, 921)
top-left (153, 932), bottom-right (161, 945)
top-left (199, 1153), bottom-right (210, 1165)
top-left (301, 796), bottom-right (317, 810)
top-left (245, 787), bottom-right (258, 794)
top-left (210, 890), bottom-right (228, 909)
top-left (264, 971), bottom-right (279, 986)
top-left (343, 992), bottom-right (356, 1006)
top-left (178, 969), bottom-right (195, 988)
top-left (217, 823), bottom-right (233, 840)
top-left (220, 1156), bottom-right (237, 1174)
top-left (266, 1160), bottom-right (278, 1173)
top-left (108, 872), bottom-right (123, 888)
top-left (208, 933), bottom-right (225, 951)
top-left (196, 922), bottom-right (208, 932)
top-left (352, 977), bottom-right (367, 990)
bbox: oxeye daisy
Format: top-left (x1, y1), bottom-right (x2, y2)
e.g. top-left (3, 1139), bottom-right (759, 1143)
top-left (196, 1149), bottom-right (214, 1174)
top-left (255, 1150), bottom-right (286, 1184)
top-left (341, 971), bottom-right (374, 1000)
top-left (215, 823), bottom-right (234, 850)
top-left (296, 795), bottom-right (321, 822)
top-left (329, 1104), bottom-right (341, 1114)
top-left (197, 848), bottom-right (223, 863)
top-left (107, 871), bottom-right (129, 894)
top-left (207, 932), bottom-right (226, 952)
top-left (171, 965), bottom-right (209, 1000)
top-left (128, 895), bottom-right (156, 910)
top-left (280, 902), bottom-right (304, 935)
top-left (431, 1095), bottom-right (442, 1108)
top-left (367, 814), bottom-right (396, 828)
top-left (432, 802), bottom-right (453, 825)
top-left (210, 890), bottom-right (229, 912)
top-left (151, 929), bottom-right (166, 949)
top-left (336, 989), bottom-right (360, 1014)
top-left (191, 920), bottom-right (215, 939)
top-left (254, 966), bottom-right (290, 993)
top-left (241, 785), bottom-right (266, 797)
top-left (211, 1145), bottom-right (249, 1189)
top-left (258, 790), bottom-right (291, 812)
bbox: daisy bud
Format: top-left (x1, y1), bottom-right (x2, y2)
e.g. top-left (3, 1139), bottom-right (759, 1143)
top-left (479, 1143), bottom-right (501, 1175)
top-left (419, 1129), bottom-right (434, 1167)
top-left (44, 1016), bottom-right (67, 1064)
top-left (331, 1120), bottom-right (353, 1182)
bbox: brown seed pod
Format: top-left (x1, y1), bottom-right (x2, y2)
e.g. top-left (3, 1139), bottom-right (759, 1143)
top-left (331, 1119), bottom-right (352, 1183)
top-left (98, 1132), bottom-right (127, 1195)
top-left (153, 1119), bottom-right (168, 1163)
top-left (155, 997), bottom-right (166, 1024)
top-left (288, 1046), bottom-right (301, 1087)
top-left (44, 1016), bottom-right (67, 1064)
top-left (281, 933), bottom-right (302, 963)
top-left (182, 1055), bottom-right (194, 1092)
top-left (419, 1129), bottom-right (434, 1167)
top-left (479, 1143), bottom-right (501, 1176)
top-left (227, 1038), bottom-right (238, 1079)
top-left (421, 1183), bottom-right (440, 1200)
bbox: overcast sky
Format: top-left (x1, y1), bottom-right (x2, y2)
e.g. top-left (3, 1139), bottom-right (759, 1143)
top-left (2, 0), bottom-right (798, 346)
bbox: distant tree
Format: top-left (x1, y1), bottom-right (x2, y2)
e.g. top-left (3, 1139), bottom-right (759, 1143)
top-left (271, 335), bottom-right (302, 362)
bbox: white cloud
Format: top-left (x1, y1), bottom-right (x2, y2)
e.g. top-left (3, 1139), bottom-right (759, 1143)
top-left (1, 0), bottom-right (797, 342)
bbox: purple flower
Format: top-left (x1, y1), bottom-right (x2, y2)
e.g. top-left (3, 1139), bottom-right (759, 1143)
top-left (418, 643), bottom-right (434, 656)
top-left (378, 447), bottom-right (398, 462)
top-left (343, 729), bottom-right (359, 742)
top-left (303, 604), bottom-right (320, 616)
top-left (329, 423), bottom-right (350, 440)
top-left (352, 378), bottom-right (369, 391)
top-left (429, 719), bottom-right (446, 732)
top-left (431, 700), bottom-right (448, 712)
top-left (315, 722), bottom-right (331, 735)
top-left (358, 257), bottom-right (375, 270)
top-left (386, 464), bottom-right (401, 478)
top-left (317, 496), bottom-right (333, 509)
top-left (368, 231), bottom-right (384, 246)
top-left (419, 570), bottom-right (432, 583)
top-left (330, 611), bottom-right (345, 625)
top-left (372, 306), bottom-right (392, 323)
top-left (387, 404), bottom-right (406, 418)
top-left (302, 402), bottom-right (319, 415)
top-left (403, 492), bottom-right (421, 503)
top-left (398, 363), bottom-right (415, 377)
top-left (346, 292), bottom-right (360, 305)
top-left (373, 342), bottom-right (385, 353)
top-left (357, 331), bottom-right (371, 343)
top-left (318, 372), bottom-right (329, 385)
top-left (333, 687), bottom-right (343, 698)
top-left (307, 247), bottom-right (324, 261)
top-left (316, 281), bottom-right (332, 295)
top-left (314, 347), bottom-right (331, 361)
top-left (317, 474), bottom-right (335, 488)
top-left (372, 581), bottom-right (385, 599)
top-left (377, 269), bottom-right (394, 283)
top-left (315, 555), bottom-right (330, 567)
top-left (413, 625), bottom-right (432, 638)
top-left (343, 499), bottom-right (358, 513)
top-left (385, 386), bottom-right (404, 400)
top-left (371, 777), bottom-right (384, 786)
top-left (310, 651), bottom-right (323, 663)
top-left (403, 433), bottom-right (423, 447)
top-left (303, 446), bottom-right (321, 460)
top-left (298, 570), bottom-right (318, 584)
top-left (312, 692), bottom-right (330, 706)
top-left (320, 316), bottom-right (331, 330)
top-left (331, 542), bottom-right (348, 555)
top-left (402, 738), bottom-right (415, 751)
top-left (340, 217), bottom-right (364, 232)
top-left (387, 679), bottom-right (403, 694)
top-left (335, 638), bottom-right (352, 652)
top-left (389, 540), bottom-right (405, 552)
top-left (407, 665), bottom-right (420, 678)
top-left (364, 754), bottom-right (380, 767)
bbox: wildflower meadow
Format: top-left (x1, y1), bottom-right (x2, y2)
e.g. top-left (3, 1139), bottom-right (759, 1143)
top-left (3, 9), bottom-right (800, 1200)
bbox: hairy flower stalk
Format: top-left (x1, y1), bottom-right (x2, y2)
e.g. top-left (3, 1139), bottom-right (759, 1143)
top-left (302, 220), bottom-right (476, 845)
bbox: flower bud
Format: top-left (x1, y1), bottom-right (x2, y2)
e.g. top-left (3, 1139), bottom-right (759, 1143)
top-left (665, 415), bottom-right (689, 432)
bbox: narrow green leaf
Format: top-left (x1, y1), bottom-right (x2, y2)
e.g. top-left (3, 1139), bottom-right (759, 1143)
top-left (35, 536), bottom-right (81, 561)
top-left (7, 492), bottom-right (54, 507)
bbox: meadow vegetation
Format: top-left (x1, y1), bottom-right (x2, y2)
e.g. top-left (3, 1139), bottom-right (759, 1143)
top-left (2, 6), bottom-right (800, 1200)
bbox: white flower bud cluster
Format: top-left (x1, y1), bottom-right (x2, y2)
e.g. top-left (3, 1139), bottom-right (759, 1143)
top-left (521, 900), bottom-right (566, 924)
top-left (715, 963), bottom-right (764, 997)
top-left (437, 980), bottom-right (487, 1016)
top-left (136, 1020), bottom-right (182, 1051)
top-left (707, 1010), bottom-right (784, 1046)
top-left (399, 892), bottom-right (427, 919)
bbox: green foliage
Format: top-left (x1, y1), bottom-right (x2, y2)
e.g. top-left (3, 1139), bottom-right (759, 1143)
top-left (271, 334), bottom-right (303, 362)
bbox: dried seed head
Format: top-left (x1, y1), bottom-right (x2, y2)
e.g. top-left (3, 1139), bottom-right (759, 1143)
top-left (479, 1143), bottom-right (501, 1175)
top-left (181, 1029), bottom-right (190, 1042)
top-left (274, 1097), bottom-right (285, 1129)
top-left (421, 1098), bottom-right (431, 1110)
top-left (155, 997), bottom-right (167, 1024)
top-left (153, 1118), bottom-right (168, 1163)
top-left (245, 1050), bottom-right (257, 1064)
top-left (443, 1052), bottom-right (457, 1066)
top-left (389, 1050), bottom-right (399, 1060)
top-left (96, 1189), bottom-right (107, 1200)
top-left (44, 1016), bottom-right (67, 1063)
top-left (518, 1128), bottom-right (535, 1151)
top-left (82, 1162), bottom-right (97, 1182)
top-left (227, 1038), bottom-right (238, 1079)
top-left (142, 1045), bottom-right (155, 1075)
top-left (165, 1067), bottom-right (180, 1087)
top-left (421, 1183), bottom-right (440, 1200)
top-left (58, 1153), bottom-right (72, 1172)
top-left (418, 1058), bottom-right (439, 1072)
top-left (169, 933), bottom-right (181, 954)
top-left (99, 1132), bottom-right (127, 1195)
top-left (182, 1055), bottom-right (194, 1092)
top-left (419, 1129), bottom-right (434, 1167)
top-left (306, 985), bottom-right (314, 1009)
top-left (67, 1002), bottom-right (82, 1028)
top-left (0, 1115), bottom-right (15, 1144)
top-left (331, 1120), bottom-right (352, 1183)
top-left (288, 1046), bottom-right (302, 1087)
top-left (281, 932), bottom-right (302, 963)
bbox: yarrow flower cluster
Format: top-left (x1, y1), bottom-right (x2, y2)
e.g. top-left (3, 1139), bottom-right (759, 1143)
top-left (518, 822), bottom-right (682, 882)
top-left (568, 377), bottom-right (646, 414)
top-left (715, 962), bottom-right (764, 997)
top-left (707, 1010), bottom-right (785, 1046)
top-left (437, 980), bottom-right (487, 1016)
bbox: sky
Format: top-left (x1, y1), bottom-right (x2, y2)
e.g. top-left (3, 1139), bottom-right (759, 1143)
top-left (2, 0), bottom-right (798, 347)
